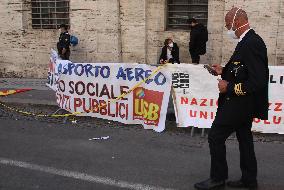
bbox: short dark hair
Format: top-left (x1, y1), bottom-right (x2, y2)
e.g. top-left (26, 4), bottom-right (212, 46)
top-left (188, 18), bottom-right (197, 24)
top-left (59, 24), bottom-right (68, 30)
top-left (164, 38), bottom-right (172, 46)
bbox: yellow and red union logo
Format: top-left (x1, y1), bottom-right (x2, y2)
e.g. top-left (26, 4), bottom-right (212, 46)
top-left (133, 87), bottom-right (164, 126)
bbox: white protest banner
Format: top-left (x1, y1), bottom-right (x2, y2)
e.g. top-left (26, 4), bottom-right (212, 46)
top-left (46, 49), bottom-right (59, 91)
top-left (46, 49), bottom-right (70, 91)
top-left (169, 64), bottom-right (219, 128)
top-left (170, 64), bottom-right (284, 134)
top-left (253, 66), bottom-right (284, 134)
top-left (55, 61), bottom-right (171, 132)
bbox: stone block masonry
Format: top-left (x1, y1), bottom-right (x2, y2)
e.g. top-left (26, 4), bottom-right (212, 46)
top-left (0, 0), bottom-right (283, 78)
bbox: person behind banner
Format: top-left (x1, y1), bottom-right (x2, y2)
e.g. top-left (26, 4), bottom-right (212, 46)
top-left (57, 24), bottom-right (71, 60)
top-left (159, 38), bottom-right (180, 64)
top-left (188, 18), bottom-right (208, 64)
top-left (194, 7), bottom-right (269, 190)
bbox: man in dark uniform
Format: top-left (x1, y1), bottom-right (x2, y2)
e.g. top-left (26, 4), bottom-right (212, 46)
top-left (194, 7), bottom-right (269, 190)
top-left (57, 24), bottom-right (70, 60)
top-left (188, 18), bottom-right (208, 64)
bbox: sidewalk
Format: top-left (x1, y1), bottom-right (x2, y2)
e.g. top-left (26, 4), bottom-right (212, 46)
top-left (0, 78), bottom-right (57, 106)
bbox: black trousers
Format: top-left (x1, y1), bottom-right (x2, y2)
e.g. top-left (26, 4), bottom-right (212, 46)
top-left (61, 50), bottom-right (70, 60)
top-left (190, 52), bottom-right (200, 64)
top-left (208, 120), bottom-right (257, 183)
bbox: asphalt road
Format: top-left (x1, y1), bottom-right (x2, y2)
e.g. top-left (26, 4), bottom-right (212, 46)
top-left (0, 118), bottom-right (283, 190)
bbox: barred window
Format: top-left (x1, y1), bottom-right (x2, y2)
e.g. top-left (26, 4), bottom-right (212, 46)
top-left (167, 0), bottom-right (208, 30)
top-left (31, 0), bottom-right (70, 29)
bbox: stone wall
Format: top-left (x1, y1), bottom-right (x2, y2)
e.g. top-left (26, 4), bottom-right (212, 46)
top-left (0, 0), bottom-right (283, 78)
top-left (221, 0), bottom-right (284, 65)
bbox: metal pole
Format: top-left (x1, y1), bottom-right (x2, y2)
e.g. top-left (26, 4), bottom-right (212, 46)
top-left (201, 128), bottom-right (205, 137)
top-left (191, 126), bottom-right (195, 137)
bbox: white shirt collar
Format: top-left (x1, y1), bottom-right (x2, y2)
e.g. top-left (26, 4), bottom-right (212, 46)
top-left (239, 28), bottom-right (251, 42)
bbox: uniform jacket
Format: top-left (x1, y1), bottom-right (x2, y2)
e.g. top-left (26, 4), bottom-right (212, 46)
top-left (159, 42), bottom-right (180, 64)
top-left (57, 32), bottom-right (70, 54)
top-left (214, 29), bottom-right (269, 125)
top-left (189, 23), bottom-right (208, 56)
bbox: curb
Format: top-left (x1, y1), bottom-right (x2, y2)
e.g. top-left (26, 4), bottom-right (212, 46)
top-left (0, 98), bottom-right (58, 106)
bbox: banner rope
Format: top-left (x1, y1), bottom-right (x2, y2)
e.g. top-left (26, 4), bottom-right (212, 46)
top-left (0, 62), bottom-right (171, 118)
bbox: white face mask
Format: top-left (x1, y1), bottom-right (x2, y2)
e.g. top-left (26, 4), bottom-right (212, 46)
top-left (168, 43), bottom-right (174, 48)
top-left (227, 8), bottom-right (249, 40)
top-left (227, 29), bottom-right (238, 40)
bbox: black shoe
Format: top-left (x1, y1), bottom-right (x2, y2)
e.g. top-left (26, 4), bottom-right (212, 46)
top-left (194, 178), bottom-right (225, 190)
top-left (227, 180), bottom-right (258, 189)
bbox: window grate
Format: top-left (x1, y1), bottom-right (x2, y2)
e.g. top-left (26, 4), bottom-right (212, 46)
top-left (31, 0), bottom-right (70, 29)
top-left (167, 0), bottom-right (208, 30)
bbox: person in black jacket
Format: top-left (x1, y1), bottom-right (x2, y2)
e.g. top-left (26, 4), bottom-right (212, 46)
top-left (57, 24), bottom-right (71, 60)
top-left (194, 8), bottom-right (268, 190)
top-left (188, 18), bottom-right (208, 64)
top-left (159, 38), bottom-right (180, 64)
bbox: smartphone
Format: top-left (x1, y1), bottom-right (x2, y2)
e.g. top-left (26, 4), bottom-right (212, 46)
top-left (204, 64), bottom-right (218, 76)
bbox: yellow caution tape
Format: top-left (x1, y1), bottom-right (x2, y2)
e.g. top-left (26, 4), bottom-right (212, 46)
top-left (0, 62), bottom-right (170, 118)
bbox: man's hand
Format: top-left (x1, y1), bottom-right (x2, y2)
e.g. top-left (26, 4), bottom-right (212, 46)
top-left (62, 48), bottom-right (67, 55)
top-left (218, 79), bottom-right (228, 93)
top-left (160, 59), bottom-right (165, 64)
top-left (212, 64), bottom-right (223, 75)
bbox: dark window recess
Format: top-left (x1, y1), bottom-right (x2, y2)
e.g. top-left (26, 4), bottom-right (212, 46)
top-left (167, 0), bottom-right (208, 30)
top-left (31, 0), bottom-right (70, 29)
